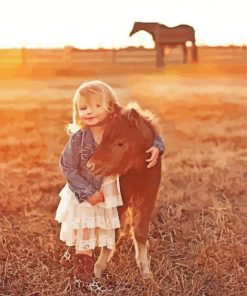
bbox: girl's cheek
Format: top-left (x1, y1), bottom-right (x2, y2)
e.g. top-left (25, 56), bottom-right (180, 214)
top-left (78, 110), bottom-right (85, 117)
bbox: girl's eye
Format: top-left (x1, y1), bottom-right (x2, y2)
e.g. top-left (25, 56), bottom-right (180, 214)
top-left (79, 107), bottom-right (86, 110)
top-left (96, 104), bottom-right (101, 108)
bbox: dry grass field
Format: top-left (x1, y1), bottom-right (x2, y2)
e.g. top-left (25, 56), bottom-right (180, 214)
top-left (0, 47), bottom-right (246, 295)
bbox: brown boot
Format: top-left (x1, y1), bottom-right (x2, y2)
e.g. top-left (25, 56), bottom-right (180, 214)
top-left (73, 253), bottom-right (94, 284)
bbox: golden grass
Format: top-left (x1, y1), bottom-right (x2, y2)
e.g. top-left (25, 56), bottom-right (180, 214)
top-left (0, 52), bottom-right (246, 295)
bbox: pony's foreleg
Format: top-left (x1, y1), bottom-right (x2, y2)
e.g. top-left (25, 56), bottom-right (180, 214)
top-left (132, 219), bottom-right (152, 278)
top-left (94, 207), bottom-right (129, 278)
top-left (132, 229), bottom-right (151, 278)
top-left (107, 206), bottom-right (130, 263)
top-left (94, 247), bottom-right (112, 278)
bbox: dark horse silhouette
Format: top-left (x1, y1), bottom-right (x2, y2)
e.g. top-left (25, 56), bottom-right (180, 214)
top-left (130, 22), bottom-right (198, 67)
top-left (88, 105), bottom-right (162, 278)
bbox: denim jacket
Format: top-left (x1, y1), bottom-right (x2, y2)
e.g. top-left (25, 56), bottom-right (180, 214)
top-left (59, 127), bottom-right (165, 203)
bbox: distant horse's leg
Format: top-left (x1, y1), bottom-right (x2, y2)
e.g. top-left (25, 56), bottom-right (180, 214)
top-left (192, 42), bottom-right (198, 63)
top-left (182, 43), bottom-right (188, 63)
top-left (161, 45), bottom-right (165, 67)
top-left (155, 43), bottom-right (164, 67)
top-left (131, 208), bottom-right (152, 277)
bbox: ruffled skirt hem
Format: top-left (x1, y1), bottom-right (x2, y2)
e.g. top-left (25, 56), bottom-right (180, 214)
top-left (60, 227), bottom-right (116, 250)
top-left (55, 175), bottom-right (122, 251)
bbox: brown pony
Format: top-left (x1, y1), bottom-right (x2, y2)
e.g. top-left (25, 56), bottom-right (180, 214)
top-left (88, 104), bottom-right (162, 278)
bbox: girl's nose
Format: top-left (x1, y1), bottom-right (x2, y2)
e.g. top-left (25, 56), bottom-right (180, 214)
top-left (86, 107), bottom-right (94, 115)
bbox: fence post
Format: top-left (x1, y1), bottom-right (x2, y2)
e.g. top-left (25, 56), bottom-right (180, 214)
top-left (112, 49), bottom-right (116, 64)
top-left (21, 47), bottom-right (27, 66)
top-left (63, 46), bottom-right (72, 67)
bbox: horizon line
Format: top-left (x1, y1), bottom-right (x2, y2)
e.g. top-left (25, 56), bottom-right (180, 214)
top-left (0, 44), bottom-right (246, 50)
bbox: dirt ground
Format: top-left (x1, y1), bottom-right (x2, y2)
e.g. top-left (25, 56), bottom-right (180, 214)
top-left (0, 49), bottom-right (246, 295)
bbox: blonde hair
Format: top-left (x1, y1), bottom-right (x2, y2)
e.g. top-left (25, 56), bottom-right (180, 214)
top-left (66, 80), bottom-right (120, 135)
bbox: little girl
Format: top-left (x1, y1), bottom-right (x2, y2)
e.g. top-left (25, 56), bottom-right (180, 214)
top-left (55, 80), bottom-right (165, 285)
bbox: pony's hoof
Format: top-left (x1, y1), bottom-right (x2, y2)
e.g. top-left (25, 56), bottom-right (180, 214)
top-left (141, 271), bottom-right (153, 279)
top-left (139, 263), bottom-right (152, 278)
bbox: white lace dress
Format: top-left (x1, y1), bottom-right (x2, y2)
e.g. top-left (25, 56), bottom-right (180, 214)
top-left (55, 175), bottom-right (123, 251)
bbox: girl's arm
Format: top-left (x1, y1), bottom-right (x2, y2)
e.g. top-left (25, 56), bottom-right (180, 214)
top-left (152, 132), bottom-right (165, 155)
top-left (59, 132), bottom-right (103, 203)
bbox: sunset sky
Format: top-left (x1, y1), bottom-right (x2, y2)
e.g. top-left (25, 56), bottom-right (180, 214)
top-left (0, 0), bottom-right (246, 49)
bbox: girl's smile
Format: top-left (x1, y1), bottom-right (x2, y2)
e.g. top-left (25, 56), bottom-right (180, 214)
top-left (85, 116), bottom-right (96, 120)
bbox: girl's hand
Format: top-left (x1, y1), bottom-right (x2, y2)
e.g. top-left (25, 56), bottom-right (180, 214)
top-left (87, 191), bottom-right (104, 206)
top-left (145, 146), bottom-right (160, 168)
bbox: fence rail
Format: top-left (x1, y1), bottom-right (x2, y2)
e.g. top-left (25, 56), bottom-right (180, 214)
top-left (0, 47), bottom-right (246, 68)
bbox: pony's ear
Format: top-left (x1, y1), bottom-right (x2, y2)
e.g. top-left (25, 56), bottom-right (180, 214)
top-left (127, 108), bottom-right (152, 141)
top-left (128, 108), bottom-right (142, 129)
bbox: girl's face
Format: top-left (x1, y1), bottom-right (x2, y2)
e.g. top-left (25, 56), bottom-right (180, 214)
top-left (77, 97), bottom-right (108, 126)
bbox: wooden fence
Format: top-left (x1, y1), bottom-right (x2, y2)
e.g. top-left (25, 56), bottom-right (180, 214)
top-left (0, 46), bottom-right (245, 68)
top-left (0, 47), bottom-right (186, 68)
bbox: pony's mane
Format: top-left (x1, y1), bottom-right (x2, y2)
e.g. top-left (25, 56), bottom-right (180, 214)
top-left (125, 101), bottom-right (162, 133)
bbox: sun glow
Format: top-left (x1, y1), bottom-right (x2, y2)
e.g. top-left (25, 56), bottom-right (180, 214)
top-left (0, 0), bottom-right (246, 49)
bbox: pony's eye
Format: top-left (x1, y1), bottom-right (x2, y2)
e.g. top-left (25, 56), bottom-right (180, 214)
top-left (115, 142), bottom-right (124, 147)
top-left (96, 104), bottom-right (101, 108)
